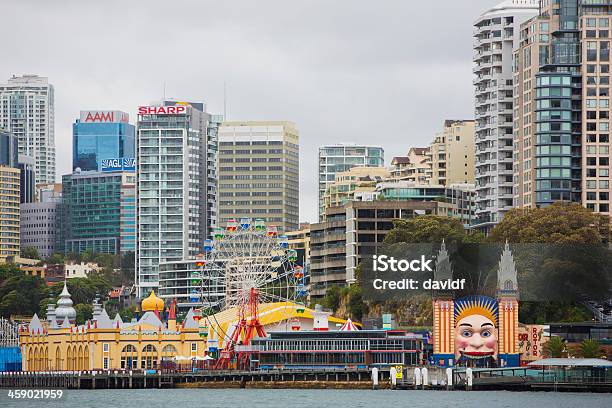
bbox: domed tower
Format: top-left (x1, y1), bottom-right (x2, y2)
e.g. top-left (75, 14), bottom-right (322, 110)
top-left (141, 290), bottom-right (164, 312)
top-left (55, 282), bottom-right (76, 324)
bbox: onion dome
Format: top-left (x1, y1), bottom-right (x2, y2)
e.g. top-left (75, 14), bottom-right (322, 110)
top-left (141, 290), bottom-right (164, 312)
top-left (55, 282), bottom-right (77, 323)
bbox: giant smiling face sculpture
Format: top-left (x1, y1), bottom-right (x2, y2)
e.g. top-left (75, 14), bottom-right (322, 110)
top-left (453, 296), bottom-right (498, 361)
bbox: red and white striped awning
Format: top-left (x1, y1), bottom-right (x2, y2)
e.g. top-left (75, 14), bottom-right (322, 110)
top-left (339, 318), bottom-right (359, 331)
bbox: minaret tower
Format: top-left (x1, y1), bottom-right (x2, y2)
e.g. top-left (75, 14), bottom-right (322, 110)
top-left (432, 240), bottom-right (455, 367)
top-left (496, 241), bottom-right (519, 367)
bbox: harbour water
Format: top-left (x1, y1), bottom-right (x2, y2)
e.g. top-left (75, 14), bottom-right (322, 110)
top-left (1, 389), bottom-right (610, 408)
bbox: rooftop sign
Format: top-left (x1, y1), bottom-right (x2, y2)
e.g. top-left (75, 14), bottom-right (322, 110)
top-left (80, 110), bottom-right (129, 123)
top-left (137, 105), bottom-right (187, 115)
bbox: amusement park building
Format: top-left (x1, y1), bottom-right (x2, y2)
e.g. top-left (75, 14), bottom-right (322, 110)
top-left (251, 330), bottom-right (425, 369)
top-left (19, 288), bottom-right (355, 371)
top-left (20, 290), bottom-right (205, 371)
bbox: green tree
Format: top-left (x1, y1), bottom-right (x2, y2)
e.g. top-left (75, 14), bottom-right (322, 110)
top-left (573, 339), bottom-right (605, 358)
top-left (21, 246), bottom-right (40, 260)
top-left (488, 202), bottom-right (608, 245)
top-left (74, 304), bottom-right (93, 325)
top-left (347, 284), bottom-right (367, 321)
top-left (323, 286), bottom-right (341, 311)
top-left (0, 274), bottom-right (48, 318)
top-left (44, 253), bottom-right (65, 265)
top-left (119, 306), bottom-right (136, 322)
top-left (544, 336), bottom-right (566, 358)
top-left (384, 215), bottom-right (484, 245)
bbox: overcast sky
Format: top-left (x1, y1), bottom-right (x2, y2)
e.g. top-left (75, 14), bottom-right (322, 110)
top-left (1, 0), bottom-right (496, 223)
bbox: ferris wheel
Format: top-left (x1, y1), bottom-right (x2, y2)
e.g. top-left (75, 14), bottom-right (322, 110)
top-left (191, 218), bottom-right (307, 366)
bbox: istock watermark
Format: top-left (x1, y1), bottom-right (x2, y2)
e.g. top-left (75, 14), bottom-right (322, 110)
top-left (359, 243), bottom-right (612, 303)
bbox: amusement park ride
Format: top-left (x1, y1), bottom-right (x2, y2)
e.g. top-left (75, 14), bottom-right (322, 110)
top-left (191, 218), bottom-right (306, 369)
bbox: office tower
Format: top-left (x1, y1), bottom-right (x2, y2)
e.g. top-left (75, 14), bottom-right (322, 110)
top-left (217, 121), bottom-right (300, 232)
top-left (430, 120), bottom-right (476, 186)
top-left (136, 101), bottom-right (220, 296)
top-left (72, 110), bottom-right (135, 172)
top-left (62, 169), bottom-right (135, 255)
top-left (18, 155), bottom-right (35, 204)
top-left (0, 75), bottom-right (55, 185)
top-left (474, 0), bottom-right (538, 230)
top-left (0, 166), bottom-right (20, 262)
top-left (514, 1), bottom-right (612, 213)
top-left (318, 144), bottom-right (384, 221)
top-left (20, 189), bottom-right (61, 259)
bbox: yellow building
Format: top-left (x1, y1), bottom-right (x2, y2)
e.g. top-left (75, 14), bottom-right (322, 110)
top-left (430, 120), bottom-right (475, 186)
top-left (0, 165), bottom-right (20, 262)
top-left (20, 288), bottom-right (205, 371)
top-left (322, 167), bottom-right (390, 217)
top-left (20, 285), bottom-right (352, 371)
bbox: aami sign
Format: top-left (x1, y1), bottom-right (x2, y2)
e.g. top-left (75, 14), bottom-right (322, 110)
top-left (80, 110), bottom-right (129, 123)
top-left (137, 105), bottom-right (187, 115)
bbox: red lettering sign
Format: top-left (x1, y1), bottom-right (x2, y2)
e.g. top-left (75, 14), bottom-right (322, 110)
top-left (532, 327), bottom-right (539, 356)
top-left (85, 111), bottom-right (114, 123)
top-left (137, 106), bottom-right (187, 115)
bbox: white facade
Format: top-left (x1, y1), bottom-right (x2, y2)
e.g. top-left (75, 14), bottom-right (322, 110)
top-left (19, 190), bottom-right (61, 258)
top-left (136, 101), bottom-right (220, 297)
top-left (473, 1), bottom-right (538, 229)
top-left (0, 75), bottom-right (55, 185)
top-left (65, 262), bottom-right (101, 279)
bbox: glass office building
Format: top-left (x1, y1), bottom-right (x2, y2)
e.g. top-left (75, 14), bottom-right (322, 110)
top-left (61, 170), bottom-right (136, 255)
top-left (72, 111), bottom-right (135, 172)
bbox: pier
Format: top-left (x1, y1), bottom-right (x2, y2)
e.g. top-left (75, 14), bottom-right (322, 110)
top-left (1, 365), bottom-right (610, 391)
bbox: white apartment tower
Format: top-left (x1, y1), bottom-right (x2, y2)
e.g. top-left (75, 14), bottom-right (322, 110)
top-left (136, 101), bottom-right (221, 297)
top-left (473, 1), bottom-right (538, 231)
top-left (0, 75), bottom-right (56, 185)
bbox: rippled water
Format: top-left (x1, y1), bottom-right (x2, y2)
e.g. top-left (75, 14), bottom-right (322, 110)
top-left (1, 389), bottom-right (610, 408)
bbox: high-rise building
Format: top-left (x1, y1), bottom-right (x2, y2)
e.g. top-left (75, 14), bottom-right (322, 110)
top-left (136, 101), bottom-right (220, 297)
top-left (72, 110), bottom-right (135, 172)
top-left (0, 165), bottom-right (20, 262)
top-left (514, 1), bottom-right (612, 213)
top-left (62, 169), bottom-right (136, 255)
top-left (0, 75), bottom-right (55, 185)
top-left (473, 0), bottom-right (538, 230)
top-left (217, 121), bottom-right (299, 232)
top-left (20, 189), bottom-right (61, 259)
top-left (18, 155), bottom-right (35, 204)
top-left (430, 120), bottom-right (476, 186)
top-left (318, 144), bottom-right (384, 221)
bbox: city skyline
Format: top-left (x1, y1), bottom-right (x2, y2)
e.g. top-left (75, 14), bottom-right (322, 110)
top-left (0, 0), bottom-right (495, 222)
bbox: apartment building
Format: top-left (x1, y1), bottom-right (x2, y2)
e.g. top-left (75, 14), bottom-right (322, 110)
top-left (514, 0), bottom-right (612, 214)
top-left (474, 0), bottom-right (538, 229)
top-left (430, 120), bottom-right (476, 186)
